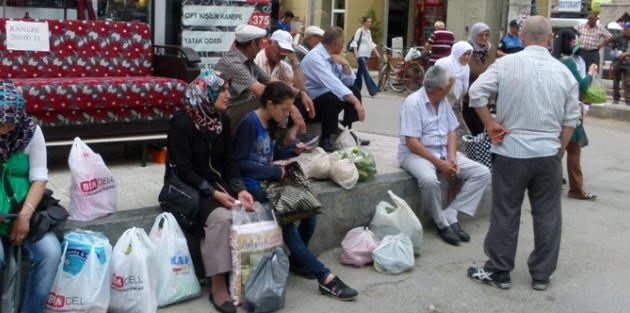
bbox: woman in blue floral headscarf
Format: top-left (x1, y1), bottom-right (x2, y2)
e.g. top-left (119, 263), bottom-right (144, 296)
top-left (0, 79), bottom-right (61, 313)
top-left (164, 70), bottom-right (254, 313)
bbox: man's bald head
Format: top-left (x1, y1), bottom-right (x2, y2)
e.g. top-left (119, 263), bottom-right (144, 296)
top-left (520, 16), bottom-right (552, 46)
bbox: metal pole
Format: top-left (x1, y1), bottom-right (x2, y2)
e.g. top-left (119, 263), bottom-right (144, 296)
top-left (531, 0), bottom-right (538, 15)
top-left (3, 0), bottom-right (6, 18)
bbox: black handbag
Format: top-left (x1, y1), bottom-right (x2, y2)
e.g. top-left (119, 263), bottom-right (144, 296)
top-left (262, 162), bottom-right (322, 225)
top-left (158, 164), bottom-right (199, 230)
top-left (571, 123), bottom-right (589, 148)
top-left (463, 132), bottom-right (493, 169)
top-left (1, 170), bottom-right (69, 242)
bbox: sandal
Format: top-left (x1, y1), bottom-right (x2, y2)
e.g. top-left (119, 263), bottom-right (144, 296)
top-left (568, 192), bottom-right (597, 201)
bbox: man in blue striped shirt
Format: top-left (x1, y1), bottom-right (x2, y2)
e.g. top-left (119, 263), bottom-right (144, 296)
top-left (300, 27), bottom-right (366, 152)
top-left (467, 16), bottom-right (580, 291)
top-left (398, 65), bottom-right (491, 246)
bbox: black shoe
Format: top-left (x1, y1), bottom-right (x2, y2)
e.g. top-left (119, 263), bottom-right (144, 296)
top-left (209, 293), bottom-right (236, 313)
top-left (319, 137), bottom-right (338, 152)
top-left (435, 224), bottom-right (460, 246)
top-left (450, 223), bottom-right (470, 242)
top-left (467, 267), bottom-right (511, 289)
top-left (290, 263), bottom-right (317, 280)
top-left (613, 99), bottom-right (620, 104)
top-left (319, 276), bottom-right (358, 301)
top-left (532, 279), bottom-right (550, 291)
top-left (350, 132), bottom-right (370, 146)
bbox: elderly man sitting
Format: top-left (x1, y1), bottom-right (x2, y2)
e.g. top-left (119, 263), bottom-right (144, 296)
top-left (300, 26), bottom-right (368, 152)
top-left (295, 26), bottom-right (325, 61)
top-left (398, 65), bottom-right (490, 246)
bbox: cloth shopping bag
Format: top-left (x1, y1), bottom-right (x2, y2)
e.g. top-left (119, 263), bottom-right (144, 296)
top-left (109, 227), bottom-right (158, 313)
top-left (149, 212), bottom-right (201, 307)
top-left (68, 137), bottom-right (117, 221)
top-left (45, 230), bottom-right (112, 313)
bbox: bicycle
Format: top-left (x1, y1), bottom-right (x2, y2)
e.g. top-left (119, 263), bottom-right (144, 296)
top-left (377, 46), bottom-right (406, 92)
top-left (378, 46), bottom-right (431, 93)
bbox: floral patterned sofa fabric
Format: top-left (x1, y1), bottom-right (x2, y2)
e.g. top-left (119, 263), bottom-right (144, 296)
top-left (0, 18), bottom-right (195, 141)
top-left (0, 19), bottom-right (153, 78)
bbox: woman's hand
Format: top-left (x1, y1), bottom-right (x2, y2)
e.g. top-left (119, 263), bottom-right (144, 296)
top-left (10, 215), bottom-right (30, 246)
top-left (213, 191), bottom-right (237, 209)
top-left (588, 64), bottom-right (598, 75)
top-left (237, 191), bottom-right (255, 212)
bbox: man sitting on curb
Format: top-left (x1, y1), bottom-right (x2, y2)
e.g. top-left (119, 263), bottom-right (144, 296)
top-left (214, 25), bottom-right (314, 134)
top-left (295, 26), bottom-right (325, 61)
top-left (398, 65), bottom-right (491, 246)
top-left (300, 26), bottom-right (368, 152)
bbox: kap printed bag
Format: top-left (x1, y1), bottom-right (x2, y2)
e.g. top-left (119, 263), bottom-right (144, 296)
top-left (68, 137), bottom-right (117, 221)
top-left (45, 230), bottom-right (112, 313)
top-left (149, 212), bottom-right (201, 307)
top-left (109, 227), bottom-right (158, 313)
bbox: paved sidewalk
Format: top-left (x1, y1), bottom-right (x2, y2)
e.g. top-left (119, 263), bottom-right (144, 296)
top-left (41, 87), bottom-right (630, 313)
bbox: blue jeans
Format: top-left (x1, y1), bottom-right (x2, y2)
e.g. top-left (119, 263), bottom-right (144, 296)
top-left (353, 56), bottom-right (379, 95)
top-left (249, 186), bottom-right (330, 283)
top-left (1, 232), bottom-right (61, 313)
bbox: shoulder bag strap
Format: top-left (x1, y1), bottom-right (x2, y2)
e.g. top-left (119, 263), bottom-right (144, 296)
top-left (1, 167), bottom-right (21, 214)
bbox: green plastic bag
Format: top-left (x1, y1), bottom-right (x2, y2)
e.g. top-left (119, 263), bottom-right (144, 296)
top-left (341, 147), bottom-right (377, 181)
top-left (583, 73), bottom-right (607, 104)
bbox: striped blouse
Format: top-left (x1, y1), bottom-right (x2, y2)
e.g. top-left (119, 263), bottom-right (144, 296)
top-left (468, 45), bottom-right (581, 159)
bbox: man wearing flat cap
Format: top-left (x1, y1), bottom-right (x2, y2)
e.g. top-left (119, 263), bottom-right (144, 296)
top-left (497, 19), bottom-right (524, 57)
top-left (215, 25), bottom-right (314, 134)
top-left (295, 26), bottom-right (325, 61)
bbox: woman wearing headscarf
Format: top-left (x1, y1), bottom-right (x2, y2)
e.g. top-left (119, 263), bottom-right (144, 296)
top-left (463, 22), bottom-right (497, 136)
top-left (165, 70), bottom-right (254, 313)
top-left (0, 80), bottom-right (61, 313)
top-left (552, 28), bottom-right (598, 201)
top-left (435, 41), bottom-right (474, 147)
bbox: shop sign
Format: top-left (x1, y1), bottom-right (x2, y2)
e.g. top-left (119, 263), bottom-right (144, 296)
top-left (557, 0), bottom-right (582, 12)
top-left (181, 0), bottom-right (271, 70)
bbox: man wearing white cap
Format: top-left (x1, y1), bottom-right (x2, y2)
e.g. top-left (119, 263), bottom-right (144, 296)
top-left (254, 30), bottom-right (304, 88)
top-left (215, 25), bottom-right (314, 133)
top-left (295, 26), bottom-right (325, 61)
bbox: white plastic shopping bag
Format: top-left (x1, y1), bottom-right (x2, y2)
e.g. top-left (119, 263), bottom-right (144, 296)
top-left (372, 233), bottom-right (415, 274)
top-left (230, 202), bottom-right (283, 305)
top-left (109, 227), bottom-right (158, 313)
top-left (68, 137), bottom-right (117, 221)
top-left (297, 147), bottom-right (331, 179)
top-left (341, 226), bottom-right (381, 267)
top-left (329, 152), bottom-right (359, 190)
top-left (45, 230), bottom-right (112, 313)
top-left (370, 190), bottom-right (423, 255)
top-left (149, 212), bottom-right (201, 307)
top-left (334, 127), bottom-right (358, 150)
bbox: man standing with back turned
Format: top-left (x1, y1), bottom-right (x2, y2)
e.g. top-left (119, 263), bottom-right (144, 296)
top-left (466, 16), bottom-right (580, 291)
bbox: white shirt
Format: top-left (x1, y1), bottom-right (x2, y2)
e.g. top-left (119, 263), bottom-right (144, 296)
top-left (350, 28), bottom-right (376, 58)
top-left (398, 88), bottom-right (458, 163)
top-left (468, 45), bottom-right (581, 159)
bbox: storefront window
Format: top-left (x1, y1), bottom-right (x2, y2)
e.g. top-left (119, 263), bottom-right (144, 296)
top-left (332, 0), bottom-right (344, 29)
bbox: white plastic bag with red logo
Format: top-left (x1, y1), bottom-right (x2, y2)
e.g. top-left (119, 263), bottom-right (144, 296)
top-left (68, 137), bottom-right (117, 221)
top-left (149, 212), bottom-right (201, 307)
top-left (45, 230), bottom-right (112, 313)
top-left (109, 227), bottom-right (157, 313)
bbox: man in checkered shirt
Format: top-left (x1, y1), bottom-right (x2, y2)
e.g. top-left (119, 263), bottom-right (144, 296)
top-left (574, 12), bottom-right (613, 70)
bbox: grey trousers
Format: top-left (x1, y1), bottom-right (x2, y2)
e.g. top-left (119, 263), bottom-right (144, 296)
top-left (483, 154), bottom-right (562, 281)
top-left (401, 152), bottom-right (491, 228)
top-left (581, 49), bottom-right (600, 72)
top-left (200, 207), bottom-right (232, 277)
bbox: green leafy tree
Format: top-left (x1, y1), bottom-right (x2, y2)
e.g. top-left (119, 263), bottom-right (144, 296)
top-left (367, 7), bottom-right (382, 46)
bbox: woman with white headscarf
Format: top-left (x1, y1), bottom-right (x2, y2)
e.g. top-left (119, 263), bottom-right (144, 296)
top-left (462, 22), bottom-right (497, 136)
top-left (436, 41), bottom-right (474, 150)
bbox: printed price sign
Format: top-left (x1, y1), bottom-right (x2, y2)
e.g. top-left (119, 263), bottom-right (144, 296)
top-left (248, 13), bottom-right (270, 28)
top-left (5, 21), bottom-right (50, 52)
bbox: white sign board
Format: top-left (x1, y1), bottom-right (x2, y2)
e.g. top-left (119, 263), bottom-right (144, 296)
top-left (557, 0), bottom-right (582, 12)
top-left (182, 31), bottom-right (236, 52)
top-left (183, 6), bottom-right (256, 27)
top-left (5, 21), bottom-right (50, 52)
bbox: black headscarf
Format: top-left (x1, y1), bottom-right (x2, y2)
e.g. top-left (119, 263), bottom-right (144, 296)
top-left (552, 28), bottom-right (580, 59)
